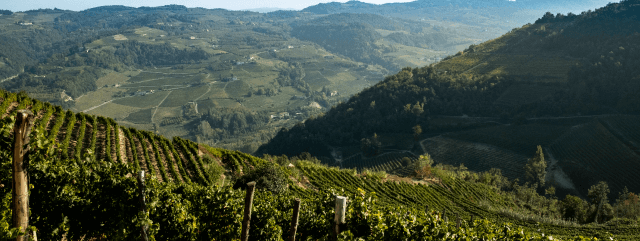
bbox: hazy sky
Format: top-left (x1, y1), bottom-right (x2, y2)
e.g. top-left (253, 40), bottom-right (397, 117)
top-left (4, 0), bottom-right (417, 12)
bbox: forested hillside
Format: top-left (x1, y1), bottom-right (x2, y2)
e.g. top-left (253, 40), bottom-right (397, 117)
top-left (258, 0), bottom-right (640, 202)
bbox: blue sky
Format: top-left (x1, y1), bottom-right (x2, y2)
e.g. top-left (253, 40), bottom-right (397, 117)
top-left (4, 0), bottom-right (416, 12)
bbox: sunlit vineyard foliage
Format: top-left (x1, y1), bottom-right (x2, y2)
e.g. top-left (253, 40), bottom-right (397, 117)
top-left (0, 90), bottom-right (636, 240)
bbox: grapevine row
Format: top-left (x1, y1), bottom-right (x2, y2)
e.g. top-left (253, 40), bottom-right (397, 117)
top-left (122, 127), bottom-right (141, 171)
top-left (46, 107), bottom-right (66, 144)
top-left (60, 110), bottom-right (76, 159)
top-left (104, 118), bottom-right (112, 162)
top-left (173, 136), bottom-right (208, 185)
top-left (87, 116), bottom-right (98, 160)
top-left (113, 121), bottom-right (122, 163)
top-left (142, 131), bottom-right (170, 182)
top-left (161, 137), bottom-right (191, 184)
top-left (133, 128), bottom-right (157, 180)
top-left (74, 114), bottom-right (87, 161)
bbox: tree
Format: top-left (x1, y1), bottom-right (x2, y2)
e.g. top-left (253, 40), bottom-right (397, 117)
top-left (412, 124), bottom-right (422, 140)
top-left (414, 154), bottom-right (433, 179)
top-left (524, 145), bottom-right (546, 187)
top-left (561, 195), bottom-right (588, 223)
top-left (410, 101), bottom-right (424, 116)
top-left (588, 181), bottom-right (612, 223)
top-left (545, 186), bottom-right (556, 198)
top-left (360, 133), bottom-right (381, 156)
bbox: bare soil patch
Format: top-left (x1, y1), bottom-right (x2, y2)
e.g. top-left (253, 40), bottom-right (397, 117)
top-left (113, 34), bottom-right (128, 40)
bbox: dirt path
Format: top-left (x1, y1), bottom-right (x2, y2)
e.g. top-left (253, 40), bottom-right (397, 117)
top-left (0, 75), bottom-right (18, 83)
top-left (193, 83), bottom-right (212, 102)
top-left (117, 127), bottom-right (129, 163)
top-left (151, 91), bottom-right (172, 123)
top-left (142, 137), bottom-right (164, 182)
top-left (67, 120), bottom-right (82, 158)
top-left (132, 135), bottom-right (149, 174)
top-left (544, 147), bottom-right (577, 191)
top-left (122, 129), bottom-right (134, 165)
top-left (81, 121), bottom-right (94, 158)
top-left (162, 142), bottom-right (184, 183)
top-left (43, 110), bottom-right (57, 133)
top-left (154, 138), bottom-right (175, 182)
top-left (55, 116), bottom-right (71, 151)
top-left (110, 126), bottom-right (117, 162)
top-left (96, 122), bottom-right (107, 161)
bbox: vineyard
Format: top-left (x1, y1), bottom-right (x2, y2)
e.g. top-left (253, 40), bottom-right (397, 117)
top-left (548, 120), bottom-right (640, 201)
top-left (492, 84), bottom-right (558, 108)
top-left (599, 115), bottom-right (640, 154)
top-left (420, 136), bottom-right (529, 181)
top-left (340, 152), bottom-right (418, 176)
top-left (0, 91), bottom-right (229, 187)
top-left (443, 123), bottom-right (570, 156)
top-left (0, 90), bottom-right (638, 240)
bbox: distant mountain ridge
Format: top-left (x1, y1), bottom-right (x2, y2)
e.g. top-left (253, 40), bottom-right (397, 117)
top-left (303, 0), bottom-right (612, 13)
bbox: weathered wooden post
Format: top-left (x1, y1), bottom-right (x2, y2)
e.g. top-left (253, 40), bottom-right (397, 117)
top-left (241, 181), bottom-right (256, 241)
top-left (425, 205), bottom-right (429, 213)
top-left (137, 171), bottom-right (148, 241)
top-left (288, 198), bottom-right (301, 241)
top-left (470, 214), bottom-right (474, 224)
top-left (456, 213), bottom-right (460, 228)
top-left (12, 109), bottom-right (35, 241)
top-left (333, 196), bottom-right (347, 241)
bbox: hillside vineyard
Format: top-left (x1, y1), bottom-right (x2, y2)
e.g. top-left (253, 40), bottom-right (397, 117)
top-left (3, 0), bottom-right (640, 240)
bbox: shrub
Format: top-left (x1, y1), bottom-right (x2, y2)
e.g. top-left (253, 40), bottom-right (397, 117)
top-left (233, 162), bottom-right (288, 193)
top-left (202, 156), bottom-right (225, 185)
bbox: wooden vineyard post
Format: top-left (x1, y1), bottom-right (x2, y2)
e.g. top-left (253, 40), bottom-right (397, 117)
top-left (470, 214), bottom-right (474, 224)
top-left (425, 205), bottom-right (429, 213)
top-left (288, 198), bottom-right (301, 241)
top-left (333, 196), bottom-right (347, 241)
top-left (137, 171), bottom-right (148, 241)
top-left (241, 181), bottom-right (256, 241)
top-left (456, 213), bottom-right (460, 228)
top-left (12, 109), bottom-right (35, 241)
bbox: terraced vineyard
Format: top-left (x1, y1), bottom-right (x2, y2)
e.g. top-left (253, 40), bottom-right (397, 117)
top-left (492, 84), bottom-right (558, 108)
top-left (599, 115), bottom-right (640, 153)
top-left (420, 136), bottom-right (529, 181)
top-left (0, 90), bottom-right (230, 186)
top-left (444, 123), bottom-right (570, 156)
top-left (341, 152), bottom-right (418, 175)
top-left (291, 162), bottom-right (639, 240)
top-left (548, 120), bottom-right (640, 200)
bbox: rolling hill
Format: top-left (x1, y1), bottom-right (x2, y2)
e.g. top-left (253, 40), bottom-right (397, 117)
top-left (258, 0), bottom-right (640, 201)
